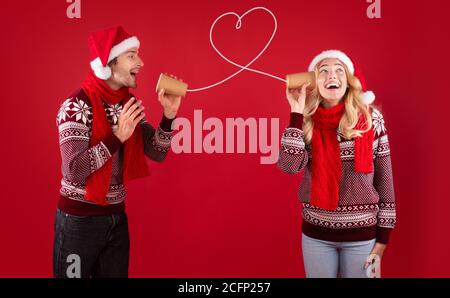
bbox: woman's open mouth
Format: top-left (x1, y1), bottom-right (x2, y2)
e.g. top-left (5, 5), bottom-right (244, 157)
top-left (325, 82), bottom-right (340, 90)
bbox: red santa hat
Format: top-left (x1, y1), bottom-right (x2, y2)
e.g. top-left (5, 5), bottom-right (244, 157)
top-left (308, 49), bottom-right (375, 105)
top-left (88, 26), bottom-right (140, 80)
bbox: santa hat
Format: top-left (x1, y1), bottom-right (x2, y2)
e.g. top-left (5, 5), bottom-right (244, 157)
top-left (88, 26), bottom-right (140, 80)
top-left (308, 50), bottom-right (375, 105)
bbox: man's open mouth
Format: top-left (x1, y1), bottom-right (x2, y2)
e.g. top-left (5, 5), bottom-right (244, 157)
top-left (130, 70), bottom-right (139, 78)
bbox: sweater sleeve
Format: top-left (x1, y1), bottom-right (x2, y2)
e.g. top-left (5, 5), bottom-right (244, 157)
top-left (56, 96), bottom-right (122, 184)
top-left (372, 108), bottom-right (397, 244)
top-left (277, 112), bottom-right (309, 174)
top-left (140, 114), bottom-right (174, 162)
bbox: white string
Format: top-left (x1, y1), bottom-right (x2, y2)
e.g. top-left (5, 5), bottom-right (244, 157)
top-left (187, 7), bottom-right (286, 92)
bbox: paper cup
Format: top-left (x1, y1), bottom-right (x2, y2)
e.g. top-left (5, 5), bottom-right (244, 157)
top-left (156, 73), bottom-right (188, 97)
top-left (286, 71), bottom-right (316, 89)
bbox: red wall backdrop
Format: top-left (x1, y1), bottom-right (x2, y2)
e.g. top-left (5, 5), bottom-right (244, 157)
top-left (1, 0), bottom-right (449, 277)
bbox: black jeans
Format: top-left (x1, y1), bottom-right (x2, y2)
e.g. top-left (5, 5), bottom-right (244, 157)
top-left (53, 208), bottom-right (130, 278)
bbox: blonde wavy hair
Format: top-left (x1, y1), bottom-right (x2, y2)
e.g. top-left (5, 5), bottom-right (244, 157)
top-left (302, 63), bottom-right (372, 144)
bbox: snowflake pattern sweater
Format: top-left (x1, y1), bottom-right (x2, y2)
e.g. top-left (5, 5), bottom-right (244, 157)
top-left (56, 89), bottom-right (174, 216)
top-left (277, 108), bottom-right (396, 244)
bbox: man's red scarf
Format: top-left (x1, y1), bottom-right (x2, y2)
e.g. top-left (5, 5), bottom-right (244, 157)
top-left (311, 102), bottom-right (374, 210)
top-left (82, 71), bottom-right (149, 205)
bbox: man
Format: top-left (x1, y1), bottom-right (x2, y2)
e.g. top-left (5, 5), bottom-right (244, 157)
top-left (54, 26), bottom-right (182, 278)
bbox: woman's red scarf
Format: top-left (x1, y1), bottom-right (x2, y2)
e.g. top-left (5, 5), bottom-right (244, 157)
top-left (311, 102), bottom-right (374, 210)
top-left (82, 71), bottom-right (149, 205)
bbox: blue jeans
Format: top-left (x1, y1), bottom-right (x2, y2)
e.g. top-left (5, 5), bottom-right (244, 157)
top-left (302, 233), bottom-right (376, 278)
top-left (53, 208), bottom-right (130, 278)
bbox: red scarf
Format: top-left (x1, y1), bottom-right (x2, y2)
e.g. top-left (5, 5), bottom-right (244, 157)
top-left (82, 71), bottom-right (150, 205)
top-left (311, 102), bottom-right (374, 210)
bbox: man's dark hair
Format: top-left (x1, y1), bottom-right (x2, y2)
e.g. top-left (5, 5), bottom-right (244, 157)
top-left (108, 57), bottom-right (118, 66)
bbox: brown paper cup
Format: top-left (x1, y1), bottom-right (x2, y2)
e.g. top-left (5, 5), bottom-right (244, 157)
top-left (156, 73), bottom-right (188, 97)
top-left (286, 71), bottom-right (316, 89)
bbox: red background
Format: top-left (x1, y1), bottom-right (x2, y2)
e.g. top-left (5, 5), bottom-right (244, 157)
top-left (1, 0), bottom-right (449, 277)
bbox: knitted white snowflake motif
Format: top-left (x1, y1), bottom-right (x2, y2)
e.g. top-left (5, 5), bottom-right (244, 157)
top-left (372, 108), bottom-right (386, 136)
top-left (105, 103), bottom-right (122, 125)
top-left (71, 97), bottom-right (92, 125)
top-left (57, 98), bottom-right (73, 124)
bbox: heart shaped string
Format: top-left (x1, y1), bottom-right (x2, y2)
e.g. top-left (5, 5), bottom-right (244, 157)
top-left (188, 7), bottom-right (286, 92)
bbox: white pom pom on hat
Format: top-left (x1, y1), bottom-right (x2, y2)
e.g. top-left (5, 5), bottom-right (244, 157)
top-left (89, 57), bottom-right (112, 80)
top-left (308, 49), bottom-right (375, 105)
top-left (88, 26), bottom-right (140, 80)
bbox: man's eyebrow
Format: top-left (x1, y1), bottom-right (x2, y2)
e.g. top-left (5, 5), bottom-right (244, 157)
top-left (126, 50), bottom-right (137, 54)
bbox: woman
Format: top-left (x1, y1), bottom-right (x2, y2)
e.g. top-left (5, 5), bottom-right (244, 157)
top-left (278, 50), bottom-right (396, 278)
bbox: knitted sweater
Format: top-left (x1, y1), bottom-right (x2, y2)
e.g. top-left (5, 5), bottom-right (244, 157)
top-left (277, 108), bottom-right (396, 244)
top-left (56, 88), bottom-right (174, 216)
